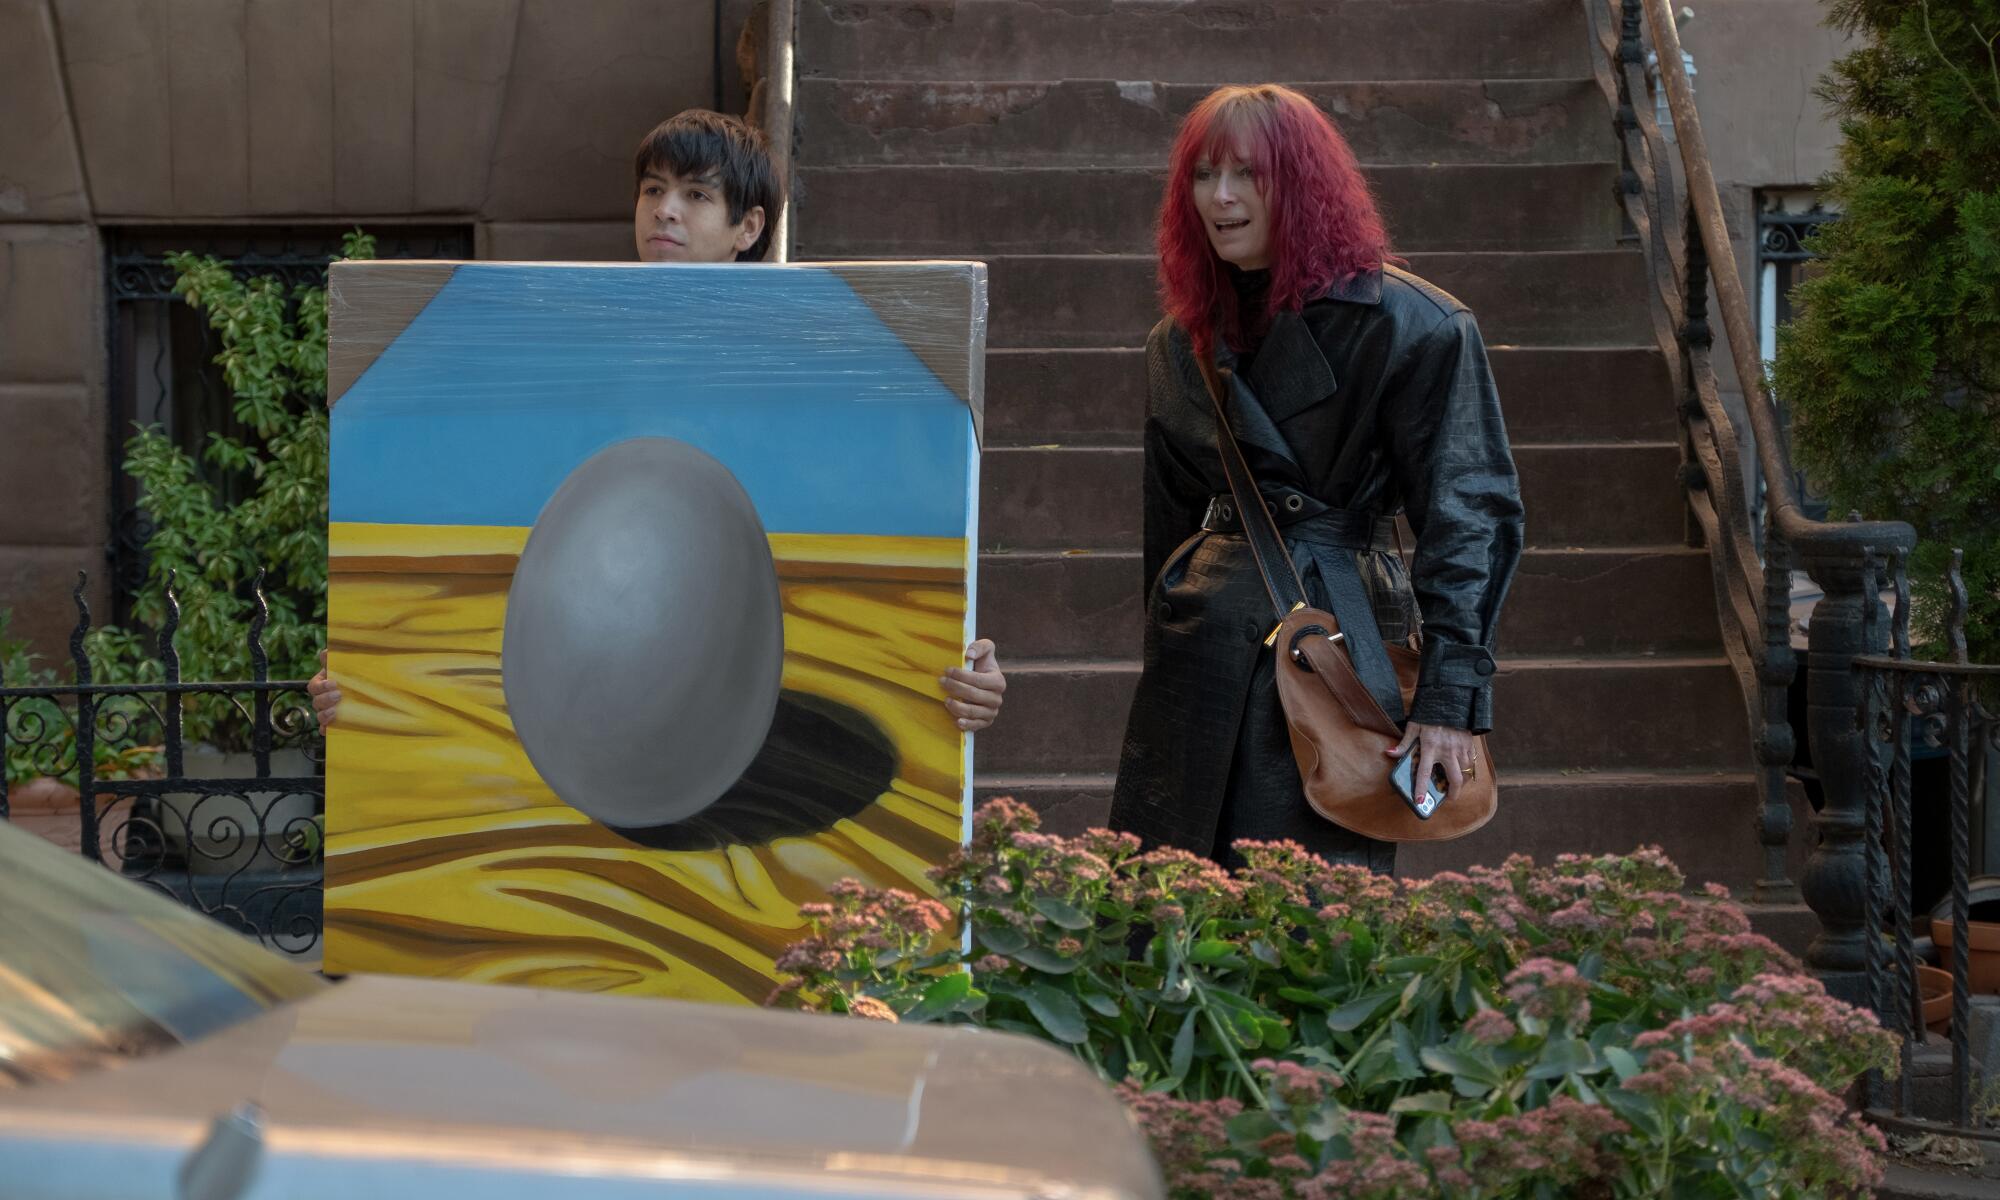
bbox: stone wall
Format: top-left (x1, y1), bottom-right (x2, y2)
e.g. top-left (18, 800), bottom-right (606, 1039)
top-left (0, 0), bottom-right (720, 655)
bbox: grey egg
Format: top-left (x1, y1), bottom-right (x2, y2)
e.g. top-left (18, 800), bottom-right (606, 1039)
top-left (502, 437), bottom-right (785, 829)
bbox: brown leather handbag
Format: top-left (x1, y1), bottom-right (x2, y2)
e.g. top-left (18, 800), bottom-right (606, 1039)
top-left (1194, 353), bottom-right (1497, 843)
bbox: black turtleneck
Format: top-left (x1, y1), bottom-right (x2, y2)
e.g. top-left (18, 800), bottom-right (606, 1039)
top-left (1228, 266), bottom-right (1273, 376)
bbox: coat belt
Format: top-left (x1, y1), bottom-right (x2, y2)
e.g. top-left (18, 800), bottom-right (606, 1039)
top-left (1200, 493), bottom-right (1400, 554)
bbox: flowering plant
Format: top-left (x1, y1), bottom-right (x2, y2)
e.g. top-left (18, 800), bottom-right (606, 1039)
top-left (769, 800), bottom-right (1897, 1197)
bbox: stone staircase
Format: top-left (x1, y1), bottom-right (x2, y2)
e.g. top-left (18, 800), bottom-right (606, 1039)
top-left (789, 0), bottom-right (1807, 893)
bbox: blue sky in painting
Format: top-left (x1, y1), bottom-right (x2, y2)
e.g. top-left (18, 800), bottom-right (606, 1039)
top-left (329, 263), bottom-right (974, 538)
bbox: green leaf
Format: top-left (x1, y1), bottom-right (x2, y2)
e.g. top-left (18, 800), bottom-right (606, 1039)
top-left (1278, 987), bottom-right (1333, 1010)
top-left (1388, 1090), bottom-right (1455, 1116)
top-left (1257, 1018), bottom-right (1293, 1051)
top-left (1603, 1045), bottom-right (1642, 1082)
top-left (1224, 1110), bottom-right (1284, 1153)
top-left (904, 971), bottom-right (974, 1023)
top-left (1030, 896), bottom-right (1093, 930)
top-left (1021, 983), bottom-right (1089, 1044)
top-left (1390, 1021), bottom-right (1424, 1080)
top-left (1012, 945), bottom-right (1083, 975)
top-left (1326, 987), bottom-right (1399, 1033)
top-left (1381, 955), bottom-right (1441, 974)
top-left (1080, 990), bottom-right (1121, 1019)
top-left (1605, 1089), bottom-right (1665, 1139)
top-left (1526, 1037), bottom-right (1598, 1081)
top-left (1249, 939), bottom-right (1283, 968)
top-left (1419, 1045), bottom-right (1502, 1087)
top-left (975, 922), bottom-right (1029, 955)
top-left (1189, 939), bottom-right (1239, 964)
top-left (1167, 1009), bottom-right (1198, 1084)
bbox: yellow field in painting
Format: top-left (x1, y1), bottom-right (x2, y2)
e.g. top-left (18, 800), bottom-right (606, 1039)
top-left (323, 521), bottom-right (967, 1005)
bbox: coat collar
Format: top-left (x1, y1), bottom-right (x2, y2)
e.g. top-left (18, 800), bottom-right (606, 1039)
top-left (1233, 265), bottom-right (1380, 424)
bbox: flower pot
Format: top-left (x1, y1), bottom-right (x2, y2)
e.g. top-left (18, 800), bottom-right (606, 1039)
top-left (158, 747), bottom-right (318, 877)
top-left (1918, 964), bottom-right (1954, 1034)
top-left (8, 775), bottom-right (79, 814)
top-left (1930, 916), bottom-right (2000, 995)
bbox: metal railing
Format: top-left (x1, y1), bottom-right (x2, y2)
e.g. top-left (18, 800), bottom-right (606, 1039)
top-left (0, 572), bottom-right (324, 960)
top-left (1859, 549), bottom-right (2000, 1137)
top-left (1583, 0), bottom-right (1916, 1002)
top-left (760, 0), bottom-right (798, 261)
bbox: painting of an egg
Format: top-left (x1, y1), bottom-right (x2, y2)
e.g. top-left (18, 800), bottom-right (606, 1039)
top-left (324, 259), bottom-right (982, 1006)
top-left (501, 437), bottom-right (784, 830)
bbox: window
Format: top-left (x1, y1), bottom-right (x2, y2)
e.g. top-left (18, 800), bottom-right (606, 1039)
top-left (103, 226), bottom-right (473, 622)
top-left (1755, 190), bottom-right (1836, 529)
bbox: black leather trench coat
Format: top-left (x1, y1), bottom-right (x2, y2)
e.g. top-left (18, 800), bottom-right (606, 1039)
top-left (1106, 265), bottom-right (1525, 867)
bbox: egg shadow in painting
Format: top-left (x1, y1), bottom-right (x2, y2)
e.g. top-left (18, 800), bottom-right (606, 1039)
top-left (607, 691), bottom-right (897, 852)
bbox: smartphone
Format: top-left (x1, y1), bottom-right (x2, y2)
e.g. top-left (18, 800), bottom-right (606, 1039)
top-left (1389, 747), bottom-right (1446, 820)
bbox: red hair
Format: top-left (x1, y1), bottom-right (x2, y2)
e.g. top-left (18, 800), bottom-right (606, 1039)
top-left (1157, 85), bottom-right (1394, 356)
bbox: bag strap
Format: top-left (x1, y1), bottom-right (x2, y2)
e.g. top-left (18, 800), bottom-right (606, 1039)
top-left (1194, 346), bottom-right (1411, 727)
top-left (1192, 350), bottom-right (1309, 624)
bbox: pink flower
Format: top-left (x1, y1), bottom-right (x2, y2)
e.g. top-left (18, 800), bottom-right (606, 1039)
top-left (1464, 1008), bottom-right (1519, 1046)
top-left (846, 995), bottom-right (898, 1022)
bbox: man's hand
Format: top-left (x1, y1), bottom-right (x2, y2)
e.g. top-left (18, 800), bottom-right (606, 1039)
top-left (1385, 721), bottom-right (1480, 803)
top-left (942, 638), bottom-right (1006, 732)
top-left (308, 649), bottom-right (341, 733)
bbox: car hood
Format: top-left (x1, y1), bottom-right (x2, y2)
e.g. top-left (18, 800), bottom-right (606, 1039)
top-left (0, 973), bottom-right (1158, 1199)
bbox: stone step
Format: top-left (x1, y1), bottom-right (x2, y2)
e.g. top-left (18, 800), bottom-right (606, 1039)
top-left (979, 545), bottom-right (1721, 661)
top-left (798, 78), bottom-right (1615, 168)
top-left (972, 251), bottom-right (1654, 348)
top-left (974, 769), bottom-right (1802, 895)
top-left (975, 654), bottom-right (1748, 776)
top-left (983, 345), bottom-right (1678, 449)
top-left (795, 163), bottom-right (1623, 257)
top-left (800, 0), bottom-right (1591, 84)
top-left (978, 442), bottom-right (1686, 552)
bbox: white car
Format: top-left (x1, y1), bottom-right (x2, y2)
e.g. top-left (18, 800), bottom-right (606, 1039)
top-left (0, 819), bottom-right (1161, 1200)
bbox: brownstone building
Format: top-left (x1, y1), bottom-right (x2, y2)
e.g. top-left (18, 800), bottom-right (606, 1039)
top-left (3, 0), bottom-right (1856, 889)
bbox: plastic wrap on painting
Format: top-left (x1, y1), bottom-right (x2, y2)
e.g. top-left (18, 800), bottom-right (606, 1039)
top-left (322, 260), bottom-right (986, 1004)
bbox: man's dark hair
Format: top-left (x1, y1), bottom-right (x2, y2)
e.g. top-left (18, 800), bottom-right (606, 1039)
top-left (633, 109), bottom-right (780, 262)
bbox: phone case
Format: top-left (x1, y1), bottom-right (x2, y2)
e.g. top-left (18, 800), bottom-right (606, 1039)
top-left (1389, 749), bottom-right (1443, 820)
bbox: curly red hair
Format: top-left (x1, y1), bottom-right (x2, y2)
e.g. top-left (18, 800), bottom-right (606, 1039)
top-left (1157, 84), bottom-right (1393, 356)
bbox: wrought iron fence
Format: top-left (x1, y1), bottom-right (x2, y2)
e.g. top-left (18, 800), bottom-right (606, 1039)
top-left (1858, 549), bottom-right (2000, 1137)
top-left (0, 572), bottom-right (324, 961)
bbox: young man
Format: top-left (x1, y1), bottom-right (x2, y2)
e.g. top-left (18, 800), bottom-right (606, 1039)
top-left (311, 109), bottom-right (1007, 733)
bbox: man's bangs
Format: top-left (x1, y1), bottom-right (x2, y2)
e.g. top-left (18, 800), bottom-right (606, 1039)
top-left (638, 128), bottom-right (738, 205)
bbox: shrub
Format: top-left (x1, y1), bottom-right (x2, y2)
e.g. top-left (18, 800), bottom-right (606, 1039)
top-left (769, 799), bottom-right (1897, 1198)
top-left (83, 232), bottom-right (375, 750)
top-left (1773, 0), bottom-right (2000, 657)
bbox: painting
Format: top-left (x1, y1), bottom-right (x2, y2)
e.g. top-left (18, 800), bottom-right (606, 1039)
top-left (322, 260), bottom-right (985, 1004)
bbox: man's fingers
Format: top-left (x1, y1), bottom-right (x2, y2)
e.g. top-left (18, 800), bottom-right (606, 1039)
top-left (318, 648), bottom-right (328, 669)
top-left (965, 638), bottom-right (999, 673)
top-left (946, 698), bottom-right (999, 721)
top-left (942, 675), bottom-right (1003, 706)
top-left (947, 665), bottom-right (1006, 693)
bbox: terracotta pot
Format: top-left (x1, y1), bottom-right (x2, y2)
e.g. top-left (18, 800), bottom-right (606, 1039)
top-left (1918, 964), bottom-right (1954, 1034)
top-left (7, 775), bottom-right (79, 814)
top-left (1930, 917), bottom-right (2000, 994)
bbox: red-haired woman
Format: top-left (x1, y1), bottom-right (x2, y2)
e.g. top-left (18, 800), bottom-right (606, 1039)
top-left (1107, 85), bottom-right (1525, 872)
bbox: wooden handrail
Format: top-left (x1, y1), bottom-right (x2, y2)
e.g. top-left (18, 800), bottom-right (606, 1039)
top-left (1640, 0), bottom-right (1909, 554)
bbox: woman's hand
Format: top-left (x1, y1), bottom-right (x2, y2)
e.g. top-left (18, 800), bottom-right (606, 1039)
top-left (942, 639), bottom-right (1007, 732)
top-left (1385, 721), bottom-right (1481, 800)
top-left (308, 649), bottom-right (341, 733)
